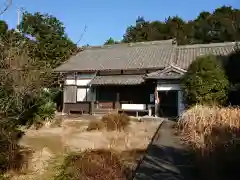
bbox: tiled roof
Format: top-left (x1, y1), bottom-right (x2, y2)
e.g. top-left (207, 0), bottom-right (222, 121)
top-left (55, 41), bottom-right (236, 72)
top-left (175, 42), bottom-right (236, 69)
top-left (55, 40), bottom-right (176, 71)
top-left (90, 75), bottom-right (145, 85)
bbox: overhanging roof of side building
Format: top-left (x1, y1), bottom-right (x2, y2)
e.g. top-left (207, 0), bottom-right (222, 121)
top-left (55, 40), bottom-right (237, 72)
top-left (89, 74), bottom-right (145, 85)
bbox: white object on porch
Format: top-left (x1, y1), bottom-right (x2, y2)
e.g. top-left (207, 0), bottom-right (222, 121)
top-left (121, 104), bottom-right (146, 110)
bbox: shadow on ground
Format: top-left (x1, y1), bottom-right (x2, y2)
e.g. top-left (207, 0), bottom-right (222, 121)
top-left (132, 120), bottom-right (201, 180)
top-left (133, 144), bottom-right (200, 180)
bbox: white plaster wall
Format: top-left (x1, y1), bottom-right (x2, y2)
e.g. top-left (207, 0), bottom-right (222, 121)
top-left (65, 79), bottom-right (76, 85)
top-left (76, 79), bottom-right (92, 86)
top-left (65, 79), bottom-right (92, 86)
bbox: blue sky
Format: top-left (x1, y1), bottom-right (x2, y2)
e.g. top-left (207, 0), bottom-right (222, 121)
top-left (0, 0), bottom-right (239, 46)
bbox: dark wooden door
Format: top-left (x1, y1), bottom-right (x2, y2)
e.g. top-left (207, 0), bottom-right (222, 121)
top-left (97, 86), bottom-right (116, 109)
top-left (158, 90), bottom-right (178, 118)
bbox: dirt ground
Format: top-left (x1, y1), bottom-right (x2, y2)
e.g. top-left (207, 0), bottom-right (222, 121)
top-left (9, 115), bottom-right (161, 180)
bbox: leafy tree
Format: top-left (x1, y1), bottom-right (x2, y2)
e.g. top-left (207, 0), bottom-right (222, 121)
top-left (19, 12), bottom-right (78, 68)
top-left (0, 11), bottom-right (80, 174)
top-left (122, 6), bottom-right (240, 44)
top-left (181, 55), bottom-right (229, 106)
top-left (164, 16), bottom-right (187, 44)
top-left (0, 20), bottom-right (8, 36)
top-left (123, 17), bottom-right (151, 42)
top-left (104, 37), bottom-right (119, 45)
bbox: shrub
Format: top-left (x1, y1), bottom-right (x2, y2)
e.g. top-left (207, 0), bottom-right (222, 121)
top-left (0, 126), bottom-right (30, 174)
top-left (87, 120), bottom-right (104, 131)
top-left (55, 150), bottom-right (125, 180)
top-left (181, 55), bottom-right (229, 107)
top-left (43, 87), bottom-right (62, 111)
top-left (101, 113), bottom-right (130, 131)
top-left (22, 90), bottom-right (57, 129)
top-left (178, 105), bottom-right (240, 180)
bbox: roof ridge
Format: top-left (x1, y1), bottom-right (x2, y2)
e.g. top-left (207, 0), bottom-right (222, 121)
top-left (82, 39), bottom-right (175, 50)
top-left (177, 41), bottom-right (237, 49)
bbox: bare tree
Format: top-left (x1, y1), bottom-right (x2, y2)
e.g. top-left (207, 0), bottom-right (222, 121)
top-left (0, 0), bottom-right (12, 15)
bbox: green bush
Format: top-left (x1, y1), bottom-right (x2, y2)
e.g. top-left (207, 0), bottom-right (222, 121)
top-left (181, 55), bottom-right (229, 106)
top-left (27, 90), bottom-right (57, 128)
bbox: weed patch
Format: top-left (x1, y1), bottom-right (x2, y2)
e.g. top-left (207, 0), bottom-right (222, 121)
top-left (179, 105), bottom-right (240, 180)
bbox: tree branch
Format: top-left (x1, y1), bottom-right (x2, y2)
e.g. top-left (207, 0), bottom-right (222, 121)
top-left (0, 0), bottom-right (12, 15)
top-left (75, 25), bottom-right (87, 45)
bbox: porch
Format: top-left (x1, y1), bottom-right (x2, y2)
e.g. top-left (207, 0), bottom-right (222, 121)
top-left (93, 84), bottom-right (155, 117)
top-left (62, 83), bottom-right (183, 118)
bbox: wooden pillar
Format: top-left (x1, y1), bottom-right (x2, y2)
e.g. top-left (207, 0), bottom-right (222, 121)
top-left (90, 101), bottom-right (95, 115)
top-left (177, 90), bottom-right (185, 117)
top-left (115, 92), bottom-right (120, 109)
top-left (154, 86), bottom-right (159, 117)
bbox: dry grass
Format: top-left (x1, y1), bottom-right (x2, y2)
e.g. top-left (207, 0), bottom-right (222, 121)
top-left (87, 113), bottom-right (131, 131)
top-left (87, 120), bottom-right (104, 131)
top-left (55, 150), bottom-right (126, 180)
top-left (86, 113), bottom-right (131, 131)
top-left (178, 105), bottom-right (240, 150)
top-left (178, 105), bottom-right (240, 180)
top-left (54, 148), bottom-right (146, 180)
top-left (9, 117), bottom-right (160, 180)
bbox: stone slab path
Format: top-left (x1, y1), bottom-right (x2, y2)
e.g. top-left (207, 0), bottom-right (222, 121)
top-left (133, 120), bottom-right (201, 180)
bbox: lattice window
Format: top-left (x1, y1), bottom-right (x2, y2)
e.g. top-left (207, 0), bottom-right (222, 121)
top-left (64, 85), bottom-right (77, 103)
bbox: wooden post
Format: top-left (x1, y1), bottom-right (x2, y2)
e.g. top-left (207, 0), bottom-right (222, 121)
top-left (90, 101), bottom-right (94, 115)
top-left (154, 86), bottom-right (159, 117)
top-left (115, 92), bottom-right (120, 110)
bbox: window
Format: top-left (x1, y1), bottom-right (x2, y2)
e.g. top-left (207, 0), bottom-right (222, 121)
top-left (77, 87), bottom-right (94, 102)
top-left (77, 88), bottom-right (87, 101)
top-left (64, 86), bottom-right (77, 103)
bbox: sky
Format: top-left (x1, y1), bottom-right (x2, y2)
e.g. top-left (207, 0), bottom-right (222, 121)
top-left (0, 0), bottom-right (239, 46)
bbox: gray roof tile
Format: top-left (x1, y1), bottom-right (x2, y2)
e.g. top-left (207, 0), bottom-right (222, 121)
top-left (55, 40), bottom-right (176, 71)
top-left (176, 42), bottom-right (235, 69)
top-left (55, 41), bottom-right (236, 72)
top-left (90, 75), bottom-right (145, 85)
